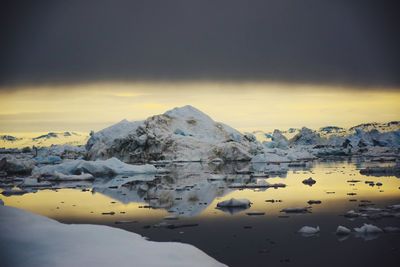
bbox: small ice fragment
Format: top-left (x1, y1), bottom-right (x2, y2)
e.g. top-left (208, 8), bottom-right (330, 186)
top-left (216, 198), bottom-right (251, 208)
top-left (336, 226), bottom-right (351, 235)
top-left (298, 226), bottom-right (320, 235)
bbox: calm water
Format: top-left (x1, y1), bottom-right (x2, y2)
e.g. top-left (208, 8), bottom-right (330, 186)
top-left (1, 159), bottom-right (400, 267)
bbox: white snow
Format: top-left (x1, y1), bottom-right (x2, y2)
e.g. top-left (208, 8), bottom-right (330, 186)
top-left (0, 205), bottom-right (226, 267)
top-left (32, 157), bottom-right (159, 178)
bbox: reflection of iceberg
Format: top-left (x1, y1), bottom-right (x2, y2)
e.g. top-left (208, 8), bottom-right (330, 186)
top-left (13, 162), bottom-right (312, 218)
top-left (354, 224), bottom-right (383, 241)
top-left (96, 176), bottom-right (232, 217)
top-left (91, 163), bottom-right (241, 217)
top-left (336, 235), bottom-right (350, 242)
top-left (94, 174), bottom-right (158, 188)
top-left (355, 232), bottom-right (381, 241)
top-left (216, 206), bottom-right (249, 215)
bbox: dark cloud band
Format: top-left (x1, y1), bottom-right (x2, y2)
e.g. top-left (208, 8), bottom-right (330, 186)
top-left (1, 0), bottom-right (399, 87)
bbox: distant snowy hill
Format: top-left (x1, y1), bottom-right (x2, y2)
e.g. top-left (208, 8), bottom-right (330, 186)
top-left (0, 131), bottom-right (88, 148)
top-left (254, 120), bottom-right (400, 161)
top-left (254, 121), bottom-right (400, 143)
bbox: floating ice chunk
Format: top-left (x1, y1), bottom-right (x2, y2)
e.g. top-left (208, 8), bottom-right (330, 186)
top-left (302, 177), bottom-right (316, 186)
top-left (298, 226), bottom-right (320, 236)
top-left (246, 211), bottom-right (265, 216)
top-left (32, 157), bottom-right (159, 177)
top-left (354, 224), bottom-right (383, 234)
top-left (163, 215), bottom-right (179, 220)
top-left (52, 171), bottom-right (94, 181)
top-left (34, 155), bottom-right (62, 165)
top-left (344, 210), bottom-right (361, 218)
top-left (387, 204), bottom-right (400, 210)
top-left (216, 198), bottom-right (251, 208)
top-left (359, 207), bottom-right (383, 212)
top-left (19, 178), bottom-right (52, 187)
top-left (281, 207), bottom-right (310, 213)
top-left (383, 226), bottom-right (400, 233)
top-left (336, 226), bottom-right (351, 235)
top-left (307, 200), bottom-right (322, 205)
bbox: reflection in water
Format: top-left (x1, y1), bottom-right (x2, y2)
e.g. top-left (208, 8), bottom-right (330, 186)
top-left (2, 160), bottom-right (400, 219)
top-left (1, 159), bottom-right (400, 267)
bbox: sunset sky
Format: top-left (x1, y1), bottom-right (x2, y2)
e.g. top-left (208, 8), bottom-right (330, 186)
top-left (1, 82), bottom-right (399, 133)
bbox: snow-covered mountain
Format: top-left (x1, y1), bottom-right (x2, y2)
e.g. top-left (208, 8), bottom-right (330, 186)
top-left (86, 105), bottom-right (263, 163)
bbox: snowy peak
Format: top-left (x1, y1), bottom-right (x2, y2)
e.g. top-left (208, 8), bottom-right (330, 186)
top-left (164, 105), bottom-right (214, 123)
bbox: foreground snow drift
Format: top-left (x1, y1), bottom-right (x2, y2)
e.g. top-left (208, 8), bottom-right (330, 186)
top-left (0, 205), bottom-right (226, 267)
top-left (32, 157), bottom-right (159, 178)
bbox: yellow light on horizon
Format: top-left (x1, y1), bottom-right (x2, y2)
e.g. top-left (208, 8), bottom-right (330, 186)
top-left (0, 81), bottom-right (399, 133)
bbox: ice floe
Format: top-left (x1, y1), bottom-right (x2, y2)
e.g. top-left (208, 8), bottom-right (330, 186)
top-left (0, 205), bottom-right (226, 267)
top-left (336, 226), bottom-right (351, 235)
top-left (32, 157), bottom-right (159, 178)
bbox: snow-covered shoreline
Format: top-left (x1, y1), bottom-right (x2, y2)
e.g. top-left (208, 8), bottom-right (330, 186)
top-left (0, 204), bottom-right (226, 267)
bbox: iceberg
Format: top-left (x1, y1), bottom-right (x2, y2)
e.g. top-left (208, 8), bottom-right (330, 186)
top-left (86, 105), bottom-right (262, 163)
top-left (32, 157), bottom-right (159, 178)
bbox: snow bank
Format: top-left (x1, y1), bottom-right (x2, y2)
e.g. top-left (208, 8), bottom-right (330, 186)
top-left (32, 157), bottom-right (158, 178)
top-left (0, 205), bottom-right (226, 267)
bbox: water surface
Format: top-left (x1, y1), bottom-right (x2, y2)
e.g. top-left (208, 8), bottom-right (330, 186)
top-left (2, 159), bottom-right (400, 266)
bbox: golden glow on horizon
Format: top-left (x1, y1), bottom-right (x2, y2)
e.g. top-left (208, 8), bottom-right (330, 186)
top-left (0, 82), bottom-right (399, 132)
